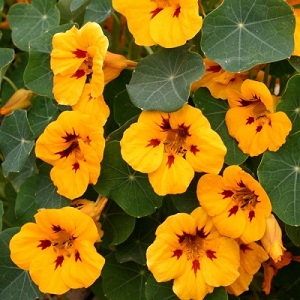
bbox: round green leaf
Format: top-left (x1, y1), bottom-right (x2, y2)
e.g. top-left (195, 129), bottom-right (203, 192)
top-left (94, 141), bottom-right (163, 218)
top-left (7, 0), bottom-right (60, 51)
top-left (286, 224), bottom-right (300, 247)
top-left (277, 74), bottom-right (300, 134)
top-left (193, 88), bottom-right (248, 165)
top-left (258, 131), bottom-right (300, 225)
top-left (0, 110), bottom-right (35, 178)
top-left (289, 56), bottom-right (300, 73)
top-left (127, 45), bottom-right (204, 112)
top-left (0, 48), bottom-right (14, 84)
top-left (84, 0), bottom-right (113, 24)
top-left (201, 0), bottom-right (295, 72)
top-left (0, 228), bottom-right (41, 300)
top-left (102, 253), bottom-right (149, 300)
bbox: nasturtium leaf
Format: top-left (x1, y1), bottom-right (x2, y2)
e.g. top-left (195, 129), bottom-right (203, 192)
top-left (102, 253), bottom-right (149, 300)
top-left (35, 163), bottom-right (70, 208)
top-left (286, 224), bottom-right (300, 247)
top-left (7, 0), bottom-right (60, 51)
top-left (84, 0), bottom-right (113, 24)
top-left (27, 96), bottom-right (59, 138)
top-left (127, 44), bottom-right (204, 112)
top-left (145, 274), bottom-right (178, 300)
top-left (94, 141), bottom-right (163, 218)
top-left (0, 48), bottom-right (14, 84)
top-left (0, 201), bottom-right (3, 232)
top-left (193, 88), bottom-right (248, 165)
top-left (70, 0), bottom-right (89, 11)
top-left (101, 200), bottom-right (135, 248)
top-left (0, 110), bottom-right (35, 178)
top-left (115, 217), bottom-right (160, 265)
top-left (15, 176), bottom-right (37, 223)
top-left (201, 0), bottom-right (295, 72)
top-left (24, 24), bottom-right (74, 98)
top-left (57, 0), bottom-right (86, 24)
top-left (0, 228), bottom-right (41, 300)
top-left (258, 131), bottom-right (300, 225)
top-left (205, 288), bottom-right (228, 300)
top-left (277, 74), bottom-right (300, 134)
top-left (289, 56), bottom-right (300, 72)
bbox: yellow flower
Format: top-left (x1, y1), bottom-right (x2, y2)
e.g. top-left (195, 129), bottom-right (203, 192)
top-left (50, 22), bottom-right (108, 105)
top-left (120, 104), bottom-right (226, 196)
top-left (191, 58), bottom-right (247, 99)
top-left (9, 207), bottom-right (105, 295)
top-left (225, 79), bottom-right (292, 156)
top-left (293, 9), bottom-right (300, 56)
top-left (226, 240), bottom-right (268, 296)
top-left (112, 0), bottom-right (202, 48)
top-left (0, 89), bottom-right (35, 115)
top-left (35, 111), bottom-right (105, 199)
top-left (146, 207), bottom-right (240, 300)
top-left (261, 214), bottom-right (286, 263)
top-left (197, 165), bottom-right (272, 244)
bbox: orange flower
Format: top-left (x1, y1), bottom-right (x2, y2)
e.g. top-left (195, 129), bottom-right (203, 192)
top-left (293, 9), bottom-right (300, 56)
top-left (197, 165), bottom-right (272, 243)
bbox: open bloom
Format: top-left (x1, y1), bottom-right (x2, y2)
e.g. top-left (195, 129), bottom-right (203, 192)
top-left (146, 207), bottom-right (240, 300)
top-left (112, 0), bottom-right (202, 48)
top-left (9, 207), bottom-right (105, 295)
top-left (225, 79), bottom-right (292, 156)
top-left (226, 240), bottom-right (269, 296)
top-left (35, 111), bottom-right (105, 199)
top-left (293, 8), bottom-right (300, 56)
top-left (120, 104), bottom-right (226, 196)
top-left (51, 22), bottom-right (108, 105)
top-left (197, 165), bottom-right (272, 243)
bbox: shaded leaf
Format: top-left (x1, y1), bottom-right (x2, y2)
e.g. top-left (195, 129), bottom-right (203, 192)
top-left (127, 44), bottom-right (204, 112)
top-left (193, 88), bottom-right (248, 165)
top-left (205, 287), bottom-right (228, 300)
top-left (0, 110), bottom-right (35, 177)
top-left (285, 224), bottom-right (300, 247)
top-left (201, 0), bottom-right (295, 72)
top-left (277, 74), bottom-right (300, 134)
top-left (95, 141), bottom-right (163, 218)
top-left (57, 0), bottom-right (87, 24)
top-left (102, 253), bottom-right (149, 300)
top-left (258, 131), bottom-right (300, 225)
top-left (0, 228), bottom-right (41, 300)
top-left (289, 56), bottom-right (300, 72)
top-left (84, 0), bottom-right (113, 24)
top-left (35, 163), bottom-right (70, 208)
top-left (7, 0), bottom-right (60, 51)
top-left (0, 201), bottom-right (3, 232)
top-left (0, 48), bottom-right (14, 84)
top-left (70, 0), bottom-right (89, 11)
top-left (115, 217), bottom-right (160, 265)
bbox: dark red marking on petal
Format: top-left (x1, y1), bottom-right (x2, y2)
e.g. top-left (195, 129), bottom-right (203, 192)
top-left (228, 205), bottom-right (239, 217)
top-left (248, 210), bottom-right (255, 222)
top-left (246, 116), bottom-right (254, 125)
top-left (62, 132), bottom-right (78, 143)
top-left (72, 162), bottom-right (80, 171)
top-left (239, 99), bottom-right (258, 107)
top-left (178, 123), bottom-right (191, 136)
top-left (75, 251), bottom-right (82, 262)
top-left (72, 49), bottom-right (87, 58)
top-left (196, 227), bottom-right (209, 239)
top-left (56, 141), bottom-right (79, 159)
top-left (52, 225), bottom-right (62, 233)
top-left (167, 155), bottom-right (175, 168)
top-left (207, 65), bottom-right (222, 73)
top-left (72, 69), bottom-right (86, 79)
top-left (172, 249), bottom-right (183, 259)
top-left (54, 255), bottom-right (64, 269)
top-left (237, 181), bottom-right (246, 188)
top-left (256, 125), bottom-right (263, 132)
top-left (206, 249), bottom-right (217, 260)
top-left (173, 6), bottom-right (181, 17)
top-left (146, 138), bottom-right (160, 147)
top-left (221, 189), bottom-right (234, 199)
top-left (268, 120), bottom-right (272, 126)
top-left (150, 7), bottom-right (163, 18)
top-left (240, 244), bottom-right (252, 252)
top-left (160, 116), bottom-right (171, 131)
top-left (190, 145), bottom-right (199, 155)
top-left (192, 259), bottom-right (200, 274)
top-left (177, 231), bottom-right (187, 243)
top-left (37, 239), bottom-right (52, 250)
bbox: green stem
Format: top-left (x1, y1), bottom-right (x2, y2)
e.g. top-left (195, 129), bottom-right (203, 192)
top-left (144, 46), bottom-right (153, 55)
top-left (263, 64), bottom-right (270, 87)
top-left (3, 76), bottom-right (18, 92)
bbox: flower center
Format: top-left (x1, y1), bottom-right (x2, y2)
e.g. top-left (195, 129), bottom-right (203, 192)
top-left (164, 125), bottom-right (190, 156)
top-left (152, 0), bottom-right (172, 7)
top-left (234, 187), bottom-right (258, 210)
top-left (179, 233), bottom-right (203, 261)
top-left (52, 230), bottom-right (76, 256)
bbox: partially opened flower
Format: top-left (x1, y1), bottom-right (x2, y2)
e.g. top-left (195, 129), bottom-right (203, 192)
top-left (225, 79), bottom-right (292, 156)
top-left (197, 165), bottom-right (272, 243)
top-left (9, 207), bottom-right (105, 295)
top-left (35, 111), bottom-right (105, 199)
top-left (112, 0), bottom-right (202, 48)
top-left (146, 207), bottom-right (240, 300)
top-left (226, 240), bottom-right (269, 296)
top-left (120, 104), bottom-right (226, 196)
top-left (51, 22), bottom-right (108, 105)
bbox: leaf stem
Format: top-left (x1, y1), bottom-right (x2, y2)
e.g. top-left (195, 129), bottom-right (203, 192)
top-left (144, 46), bottom-right (154, 55)
top-left (3, 76), bottom-right (18, 92)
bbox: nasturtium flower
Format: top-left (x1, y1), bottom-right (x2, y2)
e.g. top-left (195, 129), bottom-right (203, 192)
top-left (197, 165), bottom-right (272, 244)
top-left (146, 207), bottom-right (240, 300)
top-left (50, 22), bottom-right (108, 105)
top-left (293, 9), bottom-right (300, 56)
top-left (9, 207), bottom-right (105, 295)
top-left (191, 58), bottom-right (247, 99)
top-left (225, 79), bottom-right (292, 156)
top-left (120, 104), bottom-right (226, 196)
top-left (226, 240), bottom-right (268, 296)
top-left (35, 111), bottom-right (105, 200)
top-left (112, 0), bottom-right (202, 48)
